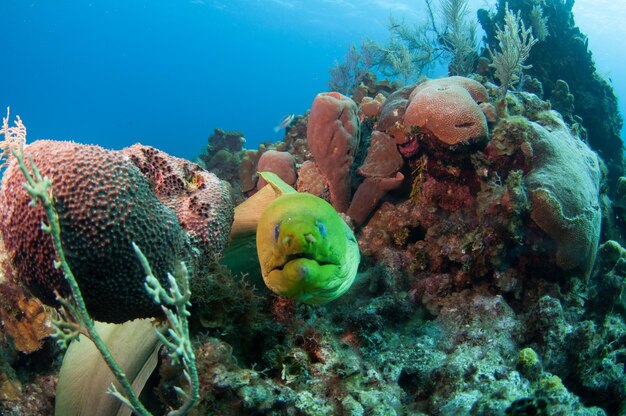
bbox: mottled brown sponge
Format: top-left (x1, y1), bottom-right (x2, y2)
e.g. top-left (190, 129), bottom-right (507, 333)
top-left (0, 140), bottom-right (191, 323)
top-left (121, 144), bottom-right (234, 259)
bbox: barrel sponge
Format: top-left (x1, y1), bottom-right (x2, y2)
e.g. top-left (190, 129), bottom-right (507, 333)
top-left (523, 114), bottom-right (601, 278)
top-left (0, 140), bottom-right (191, 323)
top-left (307, 91), bottom-right (360, 213)
top-left (122, 144), bottom-right (234, 259)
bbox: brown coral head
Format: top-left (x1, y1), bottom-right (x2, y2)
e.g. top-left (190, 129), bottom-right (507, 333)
top-left (404, 77), bottom-right (489, 146)
top-left (122, 144), bottom-right (234, 259)
top-left (0, 140), bottom-right (192, 323)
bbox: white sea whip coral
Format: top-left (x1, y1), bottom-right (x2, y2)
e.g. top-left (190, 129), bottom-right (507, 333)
top-left (0, 107), bottom-right (25, 167)
top-left (489, 3), bottom-right (538, 115)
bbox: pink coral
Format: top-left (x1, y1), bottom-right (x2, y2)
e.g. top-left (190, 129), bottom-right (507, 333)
top-left (408, 76), bottom-right (488, 103)
top-left (296, 161), bottom-right (328, 197)
top-left (307, 92), bottom-right (360, 212)
top-left (256, 150), bottom-right (297, 189)
top-left (122, 144), bottom-right (234, 259)
top-left (404, 77), bottom-right (488, 146)
top-left (349, 131), bottom-right (405, 226)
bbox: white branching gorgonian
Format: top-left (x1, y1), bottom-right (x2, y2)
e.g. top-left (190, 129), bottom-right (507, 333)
top-left (489, 3), bottom-right (538, 98)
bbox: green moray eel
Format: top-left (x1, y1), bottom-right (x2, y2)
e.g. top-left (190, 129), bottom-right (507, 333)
top-left (254, 172), bottom-right (360, 304)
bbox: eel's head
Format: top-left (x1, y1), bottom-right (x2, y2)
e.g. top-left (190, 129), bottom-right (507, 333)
top-left (256, 192), bottom-right (359, 304)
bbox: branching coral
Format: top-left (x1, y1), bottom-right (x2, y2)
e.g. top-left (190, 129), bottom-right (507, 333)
top-left (529, 3), bottom-right (549, 42)
top-left (363, 21), bottom-right (433, 82)
top-left (488, 3), bottom-right (538, 112)
top-left (328, 44), bottom-right (373, 94)
top-left (0, 107), bottom-right (25, 168)
top-left (347, 0), bottom-right (478, 83)
top-left (439, 0), bottom-right (479, 76)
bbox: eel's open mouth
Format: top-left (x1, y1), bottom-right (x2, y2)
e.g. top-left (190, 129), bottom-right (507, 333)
top-left (271, 253), bottom-right (337, 272)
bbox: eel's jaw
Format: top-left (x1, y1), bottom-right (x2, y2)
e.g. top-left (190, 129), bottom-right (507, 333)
top-left (264, 257), bottom-right (341, 304)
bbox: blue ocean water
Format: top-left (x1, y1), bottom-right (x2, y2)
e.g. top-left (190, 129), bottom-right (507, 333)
top-left (1, 0), bottom-right (624, 159)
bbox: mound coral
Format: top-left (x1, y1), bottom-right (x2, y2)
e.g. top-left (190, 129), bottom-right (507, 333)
top-left (522, 114), bottom-right (602, 277)
top-left (0, 140), bottom-right (191, 323)
top-left (404, 76), bottom-right (489, 145)
top-left (122, 144), bottom-right (234, 259)
top-left (306, 92), bottom-right (360, 212)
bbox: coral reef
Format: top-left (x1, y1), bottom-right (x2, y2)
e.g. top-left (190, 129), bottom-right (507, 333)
top-left (479, 0), bottom-right (624, 193)
top-left (4, 30), bottom-right (626, 414)
top-left (179, 75), bottom-right (620, 415)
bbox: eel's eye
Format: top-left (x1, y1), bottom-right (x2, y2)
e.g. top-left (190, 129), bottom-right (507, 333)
top-left (273, 224), bottom-right (280, 241)
top-left (316, 221), bottom-right (327, 238)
